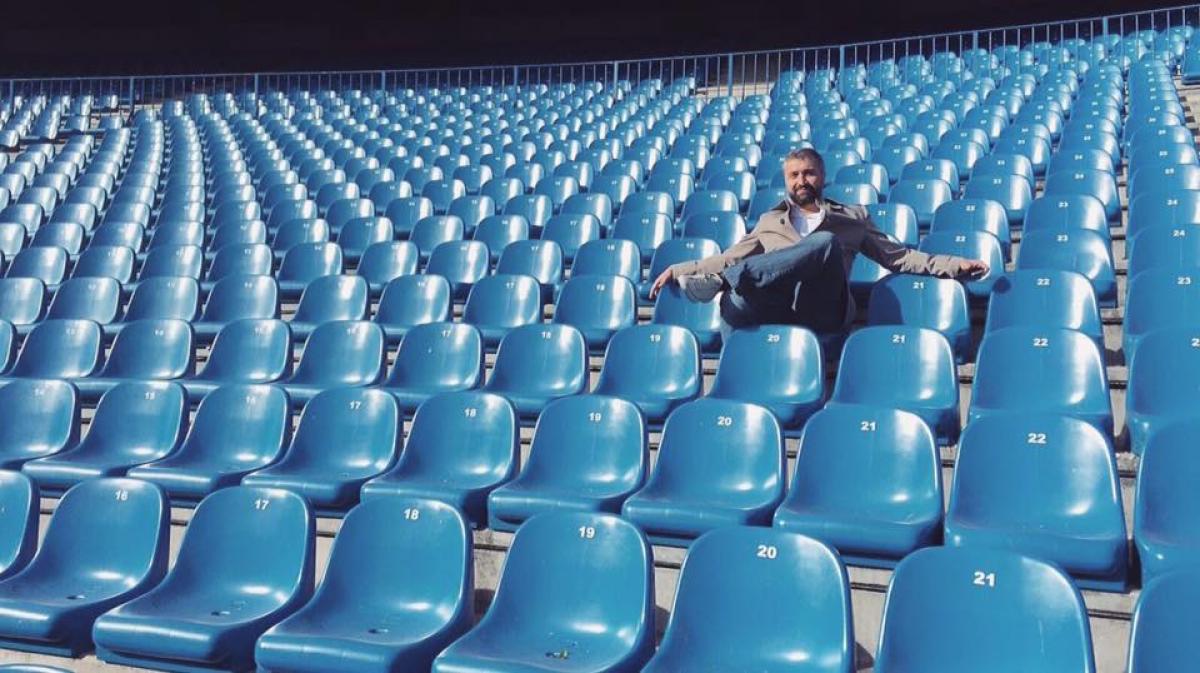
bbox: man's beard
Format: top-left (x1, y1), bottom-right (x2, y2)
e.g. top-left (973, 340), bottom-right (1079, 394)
top-left (789, 188), bottom-right (818, 207)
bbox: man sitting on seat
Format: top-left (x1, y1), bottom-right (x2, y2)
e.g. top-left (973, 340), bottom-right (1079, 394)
top-left (648, 148), bottom-right (990, 335)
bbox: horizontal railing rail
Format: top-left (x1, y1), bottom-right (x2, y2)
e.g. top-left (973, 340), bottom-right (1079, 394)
top-left (1, 4), bottom-right (1198, 106)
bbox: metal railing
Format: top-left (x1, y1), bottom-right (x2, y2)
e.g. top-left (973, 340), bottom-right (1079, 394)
top-left (1, 3), bottom-right (1198, 107)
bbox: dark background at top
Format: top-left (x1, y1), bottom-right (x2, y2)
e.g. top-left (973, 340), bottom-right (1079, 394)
top-left (0, 0), bottom-right (1190, 78)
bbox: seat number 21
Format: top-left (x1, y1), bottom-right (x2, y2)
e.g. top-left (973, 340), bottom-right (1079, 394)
top-left (973, 571), bottom-right (996, 588)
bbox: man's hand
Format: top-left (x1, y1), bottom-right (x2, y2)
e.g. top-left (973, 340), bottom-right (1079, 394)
top-left (958, 259), bottom-right (990, 279)
top-left (648, 267), bottom-right (676, 300)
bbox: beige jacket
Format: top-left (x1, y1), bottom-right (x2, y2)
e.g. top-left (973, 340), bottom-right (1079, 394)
top-left (669, 198), bottom-right (972, 326)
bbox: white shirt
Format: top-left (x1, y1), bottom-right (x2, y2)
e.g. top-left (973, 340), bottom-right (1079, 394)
top-left (789, 204), bottom-right (826, 238)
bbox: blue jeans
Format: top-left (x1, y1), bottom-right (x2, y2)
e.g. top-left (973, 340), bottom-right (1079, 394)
top-left (718, 231), bottom-right (848, 340)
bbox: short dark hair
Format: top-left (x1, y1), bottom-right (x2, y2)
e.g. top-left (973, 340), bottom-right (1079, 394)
top-left (784, 147), bottom-right (825, 173)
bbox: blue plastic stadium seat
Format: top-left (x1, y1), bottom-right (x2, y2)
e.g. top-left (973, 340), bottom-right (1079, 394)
top-left (410, 215), bottom-right (464, 265)
top-left (985, 269), bottom-right (1103, 351)
top-left (868, 274), bottom-right (972, 363)
top-left (424, 241), bottom-right (489, 301)
top-left (1124, 268), bottom-right (1200, 363)
top-left (1128, 223), bottom-right (1200, 280)
top-left (622, 398), bottom-right (783, 545)
top-left (642, 527), bottom-right (853, 673)
top-left (472, 215), bottom-right (528, 265)
top-left (552, 275), bottom-right (637, 352)
top-left (0, 477), bottom-right (168, 656)
top-left (970, 326), bottom-right (1112, 436)
top-left (431, 512), bottom-right (654, 673)
top-left (203, 243), bottom-right (274, 294)
top-left (774, 403), bottom-right (941, 567)
top-left (380, 321), bottom-right (484, 415)
top-left (487, 395), bottom-right (647, 532)
top-left (610, 212), bottom-right (672, 264)
top-left (462, 274), bottom-right (542, 350)
top-left (495, 239), bottom-right (563, 303)
top-left (0, 471), bottom-right (37, 581)
top-left (277, 242), bottom-right (342, 301)
top-left (1127, 190), bottom-right (1200, 241)
top-left (1127, 570), bottom-right (1200, 673)
top-left (244, 388), bottom-right (399, 513)
top-left (92, 486), bottom-right (315, 673)
top-left (483, 324), bottom-right (587, 420)
top-left (0, 278), bottom-right (46, 332)
top-left (946, 413), bottom-right (1126, 591)
top-left (372, 275), bottom-right (452, 344)
top-left (560, 193), bottom-right (612, 231)
top-left (1126, 326), bottom-right (1200, 455)
top-left (128, 384), bottom-right (291, 502)
top-left (3, 318), bottom-right (102, 381)
top-left (255, 498), bottom-right (473, 673)
top-left (678, 212), bottom-right (746, 251)
top-left (184, 318), bottom-right (292, 401)
top-left (572, 239), bottom-right (641, 284)
top-left (640, 238), bottom-right (722, 303)
top-left (90, 223), bottom-right (144, 256)
top-left (503, 194), bottom-right (552, 233)
top-left (651, 284), bottom-right (723, 353)
top-left (355, 241), bottom-right (418, 296)
top-left (40, 277), bottom-right (119, 332)
top-left (383, 196), bottom-right (433, 239)
top-left (708, 325), bottom-right (824, 432)
top-left (541, 213), bottom-right (601, 264)
top-left (447, 195), bottom-right (496, 236)
top-left (1133, 419), bottom-right (1200, 587)
top-left (281, 320), bottom-right (386, 407)
top-left (361, 391), bottom-right (517, 527)
top-left (272, 217), bottom-right (329, 258)
top-left (336, 216), bottom-right (392, 263)
top-left (287, 275), bottom-right (368, 341)
top-left (917, 230), bottom-right (1005, 301)
top-left (890, 178), bottom-right (954, 229)
top-left (74, 318), bottom-right (194, 403)
top-left (1044, 169), bottom-right (1120, 222)
top-left (22, 382), bottom-right (186, 493)
top-left (593, 324), bottom-right (701, 426)
top-left (873, 546), bottom-right (1096, 672)
top-left (0, 379), bottom-right (79, 469)
top-left (1016, 229), bottom-right (1117, 307)
top-left (930, 198), bottom-right (1012, 260)
top-left (830, 325), bottom-right (960, 444)
top-left (7, 247), bottom-right (68, 288)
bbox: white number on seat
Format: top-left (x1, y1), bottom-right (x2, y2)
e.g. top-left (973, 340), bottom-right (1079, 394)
top-left (464, 407), bottom-right (478, 418)
top-left (1179, 276), bottom-right (1193, 286)
top-left (1032, 337), bottom-right (1049, 348)
top-left (860, 420), bottom-right (876, 432)
top-left (403, 508), bottom-right (420, 521)
top-left (716, 416), bottom-right (733, 427)
top-left (649, 333), bottom-right (661, 342)
top-left (892, 333), bottom-right (906, 344)
top-left (115, 489), bottom-right (129, 501)
top-left (911, 281), bottom-right (925, 290)
top-left (579, 526), bottom-right (596, 539)
top-left (1036, 277), bottom-right (1051, 287)
top-left (1055, 234), bottom-right (1069, 243)
top-left (1027, 432), bottom-right (1047, 444)
top-left (766, 333), bottom-right (781, 343)
top-left (349, 400), bottom-right (363, 410)
top-left (1173, 229), bottom-right (1187, 238)
top-left (588, 412), bottom-right (603, 423)
top-left (756, 544), bottom-right (778, 559)
top-left (1191, 338), bottom-right (1200, 349)
top-left (973, 571), bottom-right (996, 588)
top-left (254, 499), bottom-right (270, 510)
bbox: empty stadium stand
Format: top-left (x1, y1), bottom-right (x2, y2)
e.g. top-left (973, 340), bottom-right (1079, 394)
top-left (0, 8), bottom-right (1195, 671)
